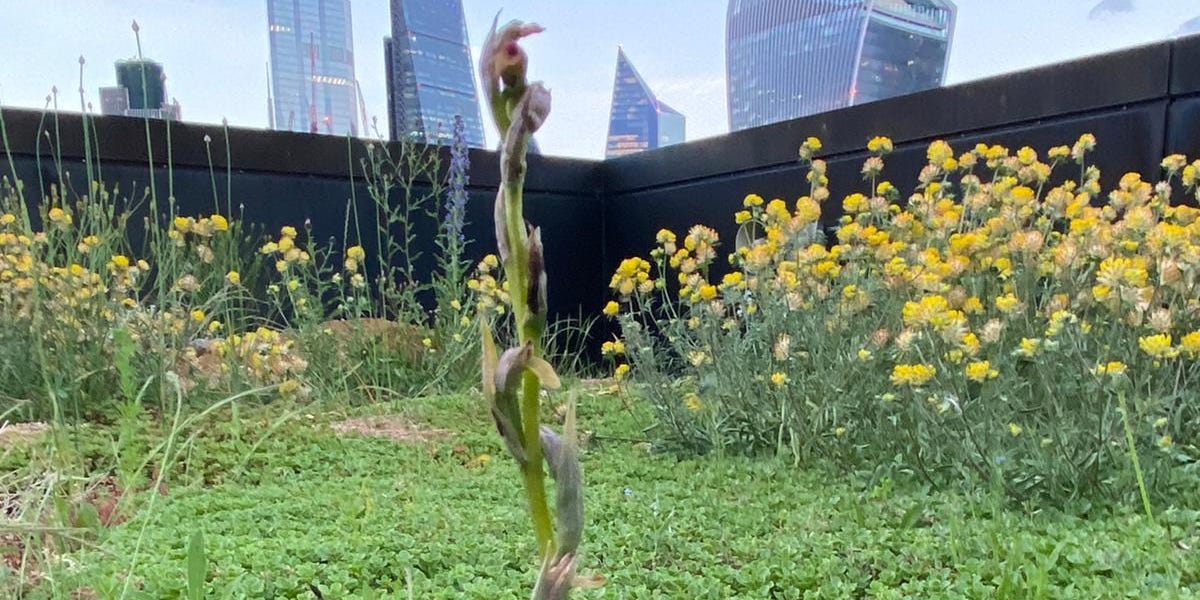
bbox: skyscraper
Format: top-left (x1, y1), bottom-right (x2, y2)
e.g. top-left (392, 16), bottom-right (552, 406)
top-left (726, 0), bottom-right (956, 132)
top-left (1178, 15), bottom-right (1200, 36)
top-left (267, 0), bottom-right (359, 135)
top-left (605, 48), bottom-right (686, 159)
top-left (386, 0), bottom-right (485, 147)
top-left (99, 59), bottom-right (181, 120)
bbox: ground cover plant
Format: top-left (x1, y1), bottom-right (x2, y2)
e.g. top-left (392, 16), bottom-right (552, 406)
top-left (4, 391), bottom-right (1198, 598)
top-left (607, 136), bottom-right (1200, 509)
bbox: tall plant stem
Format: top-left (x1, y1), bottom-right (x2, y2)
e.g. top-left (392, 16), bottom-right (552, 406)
top-left (502, 177), bottom-right (554, 558)
top-left (1117, 391), bottom-right (1154, 522)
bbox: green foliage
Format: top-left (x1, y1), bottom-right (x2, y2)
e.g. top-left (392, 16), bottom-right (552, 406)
top-left (7, 391), bottom-right (1197, 598)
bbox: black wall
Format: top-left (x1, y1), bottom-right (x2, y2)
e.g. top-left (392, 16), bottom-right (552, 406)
top-left (2, 34), bottom-right (1199, 325)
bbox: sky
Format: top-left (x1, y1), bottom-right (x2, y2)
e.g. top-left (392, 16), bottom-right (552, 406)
top-left (1, 0), bottom-right (1198, 159)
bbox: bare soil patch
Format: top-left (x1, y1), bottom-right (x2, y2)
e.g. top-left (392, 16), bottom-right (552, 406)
top-left (0, 422), bottom-right (49, 448)
top-left (327, 416), bottom-right (450, 444)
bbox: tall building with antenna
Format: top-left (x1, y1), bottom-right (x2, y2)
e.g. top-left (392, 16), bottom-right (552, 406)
top-left (266, 0), bottom-right (359, 135)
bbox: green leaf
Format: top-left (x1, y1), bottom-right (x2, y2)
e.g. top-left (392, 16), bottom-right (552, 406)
top-left (187, 530), bottom-right (206, 600)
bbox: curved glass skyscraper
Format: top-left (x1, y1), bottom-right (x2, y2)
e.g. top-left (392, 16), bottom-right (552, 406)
top-left (726, 0), bottom-right (956, 132)
top-left (386, 0), bottom-right (486, 147)
top-left (605, 48), bottom-right (686, 158)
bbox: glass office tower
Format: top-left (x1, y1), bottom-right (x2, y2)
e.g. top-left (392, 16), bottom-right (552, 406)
top-left (386, 0), bottom-right (485, 147)
top-left (605, 48), bottom-right (686, 158)
top-left (727, 0), bottom-right (956, 131)
top-left (267, 0), bottom-right (359, 135)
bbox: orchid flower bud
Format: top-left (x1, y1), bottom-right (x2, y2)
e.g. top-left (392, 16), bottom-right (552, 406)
top-left (540, 419), bottom-right (581, 557)
top-left (490, 343), bottom-right (561, 464)
top-left (530, 553), bottom-right (575, 600)
top-left (526, 224), bottom-right (548, 330)
top-left (502, 84), bottom-right (552, 184)
top-left (494, 188), bottom-right (510, 263)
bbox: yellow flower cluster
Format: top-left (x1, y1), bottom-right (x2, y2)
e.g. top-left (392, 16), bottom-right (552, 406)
top-left (214, 327), bottom-right (309, 382)
top-left (611, 133), bottom-right (1200, 398)
top-left (260, 225), bottom-right (311, 273)
top-left (468, 254), bottom-right (509, 315)
top-left (891, 363), bottom-right (937, 387)
top-left (610, 256), bottom-right (653, 298)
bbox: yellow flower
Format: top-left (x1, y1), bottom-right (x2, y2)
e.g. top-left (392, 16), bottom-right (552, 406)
top-left (346, 245), bottom-right (366, 261)
top-left (1008, 422), bottom-right (1023, 437)
top-left (655, 229), bottom-right (676, 245)
top-left (1138, 334), bottom-right (1178, 360)
top-left (226, 270), bottom-right (240, 285)
top-left (280, 225), bottom-right (298, 238)
top-left (47, 207), bottom-right (71, 225)
top-left (734, 210), bottom-right (752, 224)
top-left (614, 363), bottom-right (630, 381)
top-left (1091, 361), bottom-right (1128, 377)
top-left (743, 194), bottom-right (764, 208)
top-left (927, 140), bottom-right (953, 166)
top-left (964, 360), bottom-right (998, 382)
top-left (962, 297), bottom-right (984, 315)
top-left (190, 309), bottom-right (205, 322)
top-left (208, 320), bottom-right (223, 334)
top-left (603, 300), bottom-right (620, 317)
top-left (770, 372), bottom-right (788, 388)
top-left (720, 271), bottom-right (744, 289)
top-left (697, 284), bottom-right (718, 301)
top-left (1179, 331), bottom-right (1200, 358)
top-left (1016, 146), bottom-right (1037, 166)
top-left (109, 255), bottom-right (131, 270)
top-left (994, 293), bottom-right (1021, 314)
top-left (683, 393), bottom-right (703, 411)
top-left (867, 136), bottom-right (894, 154)
top-left (422, 337), bottom-right (433, 348)
top-left (891, 363), bottom-right (936, 386)
top-left (1015, 337), bottom-right (1042, 358)
top-left (601, 340), bottom-right (626, 356)
top-left (857, 348), bottom-right (872, 361)
top-left (834, 426), bottom-right (846, 437)
top-left (210, 214), bottom-right (229, 231)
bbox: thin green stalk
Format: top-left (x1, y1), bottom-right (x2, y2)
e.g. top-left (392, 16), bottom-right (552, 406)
top-left (503, 177), bottom-right (553, 557)
top-left (1116, 391), bottom-right (1154, 522)
top-left (223, 120), bottom-right (232, 216)
top-left (78, 57), bottom-right (95, 188)
top-left (521, 371), bottom-right (554, 557)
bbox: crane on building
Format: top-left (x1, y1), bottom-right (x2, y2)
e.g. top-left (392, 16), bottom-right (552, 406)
top-left (308, 32), bottom-right (319, 134)
top-left (266, 62), bottom-right (275, 130)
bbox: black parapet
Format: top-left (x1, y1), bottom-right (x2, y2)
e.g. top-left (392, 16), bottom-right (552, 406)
top-left (3, 34), bottom-right (1199, 358)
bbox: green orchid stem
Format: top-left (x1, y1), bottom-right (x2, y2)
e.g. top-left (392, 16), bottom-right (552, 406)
top-left (503, 168), bottom-right (555, 559)
top-left (1116, 391), bottom-right (1154, 523)
top-left (521, 371), bottom-right (555, 558)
